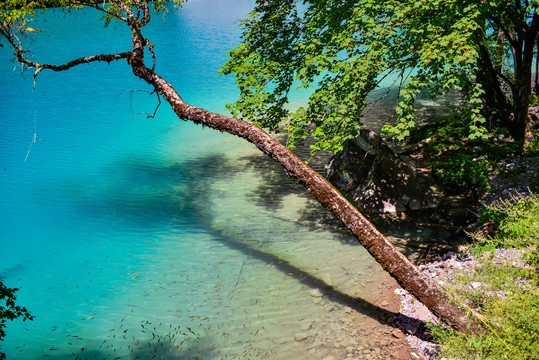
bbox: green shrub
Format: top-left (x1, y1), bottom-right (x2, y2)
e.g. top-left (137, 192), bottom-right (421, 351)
top-left (432, 154), bottom-right (492, 191)
top-left (524, 130), bottom-right (539, 155)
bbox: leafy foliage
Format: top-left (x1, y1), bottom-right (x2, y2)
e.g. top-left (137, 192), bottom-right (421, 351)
top-left (433, 153), bottom-right (492, 191)
top-left (222, 0), bottom-right (539, 154)
top-left (0, 279), bottom-right (33, 360)
top-left (410, 114), bottom-right (495, 191)
top-left (408, 111), bottom-right (538, 192)
top-left (525, 130), bottom-right (539, 154)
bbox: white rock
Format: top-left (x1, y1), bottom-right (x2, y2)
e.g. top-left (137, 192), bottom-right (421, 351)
top-left (470, 282), bottom-right (483, 290)
top-left (394, 288), bottom-right (406, 295)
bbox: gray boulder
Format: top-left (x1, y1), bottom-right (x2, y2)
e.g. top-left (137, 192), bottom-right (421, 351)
top-left (325, 129), bottom-right (439, 213)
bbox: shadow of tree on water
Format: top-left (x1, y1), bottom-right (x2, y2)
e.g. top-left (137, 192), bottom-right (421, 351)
top-left (238, 150), bottom-right (307, 211)
top-left (202, 225), bottom-right (436, 342)
top-left (160, 153), bottom-right (413, 330)
top-left (78, 146), bottom-right (454, 283)
top-left (62, 152), bottom-right (431, 352)
top-left (237, 148), bottom-right (459, 259)
top-left (71, 153), bottom-right (237, 233)
top-left (108, 154), bottom-right (422, 307)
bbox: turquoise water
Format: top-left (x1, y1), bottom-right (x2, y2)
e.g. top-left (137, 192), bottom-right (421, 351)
top-left (0, 1), bottom-right (397, 359)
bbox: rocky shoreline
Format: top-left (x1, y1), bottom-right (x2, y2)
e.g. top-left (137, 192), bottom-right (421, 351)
top-left (394, 152), bottom-right (538, 360)
top-left (395, 246), bottom-right (532, 360)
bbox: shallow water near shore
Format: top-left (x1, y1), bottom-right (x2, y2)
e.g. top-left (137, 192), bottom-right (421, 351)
top-left (0, 1), bottom-right (447, 359)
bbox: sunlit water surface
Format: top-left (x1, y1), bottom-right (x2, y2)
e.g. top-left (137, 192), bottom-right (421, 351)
top-left (0, 1), bottom-right (437, 359)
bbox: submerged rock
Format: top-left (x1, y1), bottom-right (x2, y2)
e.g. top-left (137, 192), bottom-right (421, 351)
top-left (325, 129), bottom-right (439, 213)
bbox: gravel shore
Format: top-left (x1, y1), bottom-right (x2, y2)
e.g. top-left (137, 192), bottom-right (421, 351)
top-left (395, 151), bottom-right (538, 360)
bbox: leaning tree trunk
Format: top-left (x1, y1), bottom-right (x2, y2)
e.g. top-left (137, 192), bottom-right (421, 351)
top-left (126, 25), bottom-right (482, 334)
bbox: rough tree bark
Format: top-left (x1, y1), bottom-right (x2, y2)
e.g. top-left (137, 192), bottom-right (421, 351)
top-left (477, 42), bottom-right (512, 129)
top-left (511, 26), bottom-right (536, 143)
top-left (1, 1), bottom-right (483, 334)
top-left (484, 11), bottom-right (539, 143)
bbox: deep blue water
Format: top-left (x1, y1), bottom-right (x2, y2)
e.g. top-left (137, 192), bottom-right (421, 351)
top-left (0, 1), bottom-right (391, 359)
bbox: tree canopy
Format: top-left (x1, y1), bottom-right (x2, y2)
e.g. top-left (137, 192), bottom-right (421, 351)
top-left (221, 0), bottom-right (539, 153)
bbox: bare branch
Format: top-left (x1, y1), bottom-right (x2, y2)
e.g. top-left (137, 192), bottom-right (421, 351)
top-left (23, 52), bottom-right (132, 77)
top-left (141, 0), bottom-right (151, 25)
top-left (1, 19), bottom-right (132, 88)
top-left (146, 89), bottom-right (162, 118)
top-left (146, 39), bottom-right (156, 71)
top-left (365, 67), bottom-right (407, 111)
